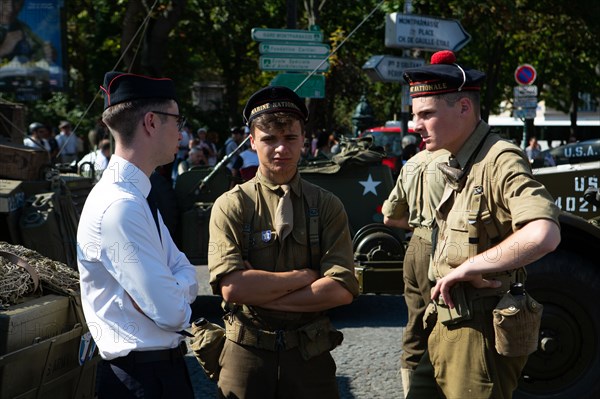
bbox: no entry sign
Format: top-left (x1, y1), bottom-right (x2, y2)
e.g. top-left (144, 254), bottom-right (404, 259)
top-left (515, 64), bottom-right (537, 85)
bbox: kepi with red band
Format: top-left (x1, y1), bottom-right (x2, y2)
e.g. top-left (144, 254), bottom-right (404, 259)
top-left (100, 71), bottom-right (178, 110)
top-left (243, 86), bottom-right (309, 125)
top-left (403, 50), bottom-right (485, 98)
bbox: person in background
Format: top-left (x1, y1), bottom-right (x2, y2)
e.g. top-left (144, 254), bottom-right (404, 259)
top-left (23, 121), bottom-right (50, 152)
top-left (196, 127), bottom-right (217, 166)
top-left (55, 120), bottom-right (80, 164)
top-left (77, 138), bottom-right (111, 181)
top-left (177, 146), bottom-right (207, 175)
top-left (525, 136), bottom-right (541, 164)
top-left (77, 71), bottom-right (197, 398)
top-left (382, 148), bottom-right (449, 397)
top-left (403, 50), bottom-right (560, 399)
top-left (208, 86), bottom-right (359, 398)
top-left (223, 126), bottom-right (244, 182)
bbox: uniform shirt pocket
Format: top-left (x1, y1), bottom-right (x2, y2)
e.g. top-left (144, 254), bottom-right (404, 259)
top-left (445, 210), bottom-right (470, 267)
top-left (248, 229), bottom-right (279, 269)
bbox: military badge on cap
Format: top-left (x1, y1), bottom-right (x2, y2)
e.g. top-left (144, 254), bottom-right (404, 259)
top-left (403, 50), bottom-right (486, 98)
top-left (243, 86), bottom-right (309, 125)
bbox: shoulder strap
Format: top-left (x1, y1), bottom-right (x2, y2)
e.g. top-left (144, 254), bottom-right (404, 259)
top-left (237, 183), bottom-right (256, 260)
top-left (300, 180), bottom-right (321, 269)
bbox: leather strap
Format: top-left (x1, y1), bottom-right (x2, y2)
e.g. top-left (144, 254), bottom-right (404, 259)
top-left (0, 251), bottom-right (40, 294)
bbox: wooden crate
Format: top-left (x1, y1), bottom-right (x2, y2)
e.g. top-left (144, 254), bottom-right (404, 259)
top-left (0, 143), bottom-right (50, 181)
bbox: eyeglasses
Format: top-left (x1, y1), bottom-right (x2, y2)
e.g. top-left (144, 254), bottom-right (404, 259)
top-left (152, 110), bottom-right (186, 130)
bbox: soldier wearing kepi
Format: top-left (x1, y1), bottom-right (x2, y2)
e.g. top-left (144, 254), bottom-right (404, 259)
top-left (381, 147), bottom-right (449, 398)
top-left (208, 86), bottom-right (359, 398)
top-left (403, 51), bottom-right (561, 398)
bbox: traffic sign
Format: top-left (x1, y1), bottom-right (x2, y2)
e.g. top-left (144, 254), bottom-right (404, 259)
top-left (252, 28), bottom-right (323, 43)
top-left (271, 73), bottom-right (325, 99)
top-left (362, 55), bottom-right (425, 83)
top-left (514, 85), bottom-right (538, 97)
top-left (514, 97), bottom-right (538, 108)
top-left (514, 108), bottom-right (537, 119)
top-left (515, 64), bottom-right (537, 85)
top-left (259, 55), bottom-right (329, 72)
top-left (385, 13), bottom-right (471, 52)
top-left (259, 41), bottom-right (330, 56)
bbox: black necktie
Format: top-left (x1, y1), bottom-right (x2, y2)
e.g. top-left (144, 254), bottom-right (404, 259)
top-left (147, 190), bottom-right (162, 243)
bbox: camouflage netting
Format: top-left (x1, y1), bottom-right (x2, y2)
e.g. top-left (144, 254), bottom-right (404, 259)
top-left (0, 242), bottom-right (80, 308)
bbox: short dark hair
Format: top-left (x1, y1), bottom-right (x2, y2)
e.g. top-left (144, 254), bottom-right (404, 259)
top-left (102, 98), bottom-right (173, 146)
top-left (251, 112), bottom-right (305, 136)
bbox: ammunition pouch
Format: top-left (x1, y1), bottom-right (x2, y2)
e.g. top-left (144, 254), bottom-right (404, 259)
top-left (190, 318), bottom-right (226, 382)
top-left (493, 290), bottom-right (543, 357)
top-left (224, 316), bottom-right (342, 360)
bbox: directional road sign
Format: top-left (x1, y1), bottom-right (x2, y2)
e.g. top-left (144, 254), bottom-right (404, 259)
top-left (385, 13), bottom-right (471, 52)
top-left (514, 85), bottom-right (538, 97)
top-left (271, 73), bottom-right (325, 99)
top-left (514, 97), bottom-right (538, 108)
top-left (259, 55), bottom-right (329, 72)
top-left (514, 108), bottom-right (537, 119)
top-left (259, 41), bottom-right (330, 56)
top-left (515, 64), bottom-right (537, 85)
top-left (362, 55), bottom-right (425, 83)
top-left (252, 28), bottom-right (323, 43)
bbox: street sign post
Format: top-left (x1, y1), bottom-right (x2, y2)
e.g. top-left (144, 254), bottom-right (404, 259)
top-left (514, 85), bottom-right (538, 97)
top-left (514, 108), bottom-right (537, 119)
top-left (271, 73), bottom-right (325, 99)
top-left (515, 64), bottom-right (537, 85)
top-left (259, 55), bottom-right (329, 72)
top-left (362, 55), bottom-right (425, 83)
top-left (385, 13), bottom-right (471, 52)
top-left (251, 28), bottom-right (323, 43)
top-left (259, 41), bottom-right (330, 56)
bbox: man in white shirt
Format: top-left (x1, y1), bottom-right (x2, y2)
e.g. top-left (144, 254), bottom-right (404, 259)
top-left (77, 138), bottom-right (111, 181)
top-left (77, 72), bottom-right (198, 398)
top-left (23, 122), bottom-right (51, 152)
top-left (55, 120), bottom-right (80, 164)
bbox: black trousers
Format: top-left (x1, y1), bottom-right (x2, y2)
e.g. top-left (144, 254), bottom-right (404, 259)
top-left (97, 345), bottom-right (194, 399)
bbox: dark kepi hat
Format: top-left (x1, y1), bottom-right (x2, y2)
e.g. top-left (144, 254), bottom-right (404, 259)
top-left (403, 51), bottom-right (485, 98)
top-left (100, 71), bottom-right (178, 110)
top-left (243, 86), bottom-right (308, 125)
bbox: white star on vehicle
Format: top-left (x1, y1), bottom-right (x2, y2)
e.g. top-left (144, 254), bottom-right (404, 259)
top-left (359, 174), bottom-right (381, 196)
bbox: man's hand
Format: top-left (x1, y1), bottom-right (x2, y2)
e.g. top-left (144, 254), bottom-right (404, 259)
top-left (431, 267), bottom-right (501, 308)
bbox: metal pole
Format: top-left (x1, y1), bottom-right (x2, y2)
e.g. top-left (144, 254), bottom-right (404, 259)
top-left (400, 0), bottom-right (413, 157)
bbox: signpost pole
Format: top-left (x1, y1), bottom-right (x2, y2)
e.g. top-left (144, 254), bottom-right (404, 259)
top-left (400, 0), bottom-right (413, 158)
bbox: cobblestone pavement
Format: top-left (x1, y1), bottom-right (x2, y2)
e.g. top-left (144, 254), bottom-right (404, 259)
top-left (187, 266), bottom-right (408, 399)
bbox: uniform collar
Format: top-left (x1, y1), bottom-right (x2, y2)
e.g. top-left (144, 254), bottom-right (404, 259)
top-left (453, 120), bottom-right (490, 169)
top-left (256, 169), bottom-right (301, 197)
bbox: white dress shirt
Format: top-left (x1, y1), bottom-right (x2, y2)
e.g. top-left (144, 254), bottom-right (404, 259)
top-left (77, 155), bottom-right (198, 360)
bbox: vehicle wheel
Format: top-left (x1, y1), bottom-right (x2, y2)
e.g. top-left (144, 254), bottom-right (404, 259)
top-left (352, 223), bottom-right (404, 262)
top-left (514, 248), bottom-right (600, 399)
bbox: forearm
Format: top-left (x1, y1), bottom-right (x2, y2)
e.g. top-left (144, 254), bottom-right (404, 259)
top-left (258, 277), bottom-right (354, 312)
top-left (383, 214), bottom-right (411, 230)
top-left (461, 219), bottom-right (561, 277)
top-left (220, 268), bottom-right (317, 305)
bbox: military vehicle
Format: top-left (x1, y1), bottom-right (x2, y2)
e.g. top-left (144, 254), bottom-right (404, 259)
top-left (2, 120), bottom-right (600, 398)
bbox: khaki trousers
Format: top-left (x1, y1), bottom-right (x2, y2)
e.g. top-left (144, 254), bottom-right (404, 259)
top-left (401, 234), bottom-right (435, 370)
top-left (217, 338), bottom-right (339, 399)
top-left (408, 297), bottom-right (528, 399)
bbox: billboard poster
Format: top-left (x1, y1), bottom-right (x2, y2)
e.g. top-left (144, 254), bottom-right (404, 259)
top-left (0, 0), bottom-right (65, 95)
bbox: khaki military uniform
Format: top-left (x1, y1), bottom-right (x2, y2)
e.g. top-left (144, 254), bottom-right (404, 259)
top-left (421, 121), bottom-right (560, 398)
top-left (208, 170), bottom-right (359, 398)
top-left (382, 149), bottom-right (449, 371)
